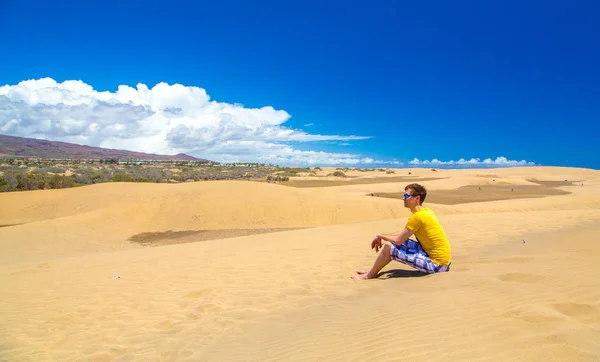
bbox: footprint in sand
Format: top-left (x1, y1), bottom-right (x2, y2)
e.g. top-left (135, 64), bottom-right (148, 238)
top-left (9, 263), bottom-right (51, 276)
top-left (496, 256), bottom-right (533, 264)
top-left (508, 302), bottom-right (600, 324)
top-left (180, 289), bottom-right (214, 309)
top-left (497, 273), bottom-right (545, 283)
top-left (504, 305), bottom-right (564, 323)
top-left (157, 319), bottom-right (176, 330)
top-left (183, 289), bottom-right (213, 299)
top-left (551, 302), bottom-right (600, 321)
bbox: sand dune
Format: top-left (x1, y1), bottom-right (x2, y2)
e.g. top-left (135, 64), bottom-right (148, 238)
top-left (1, 166), bottom-right (600, 361)
top-left (0, 181), bottom-right (407, 264)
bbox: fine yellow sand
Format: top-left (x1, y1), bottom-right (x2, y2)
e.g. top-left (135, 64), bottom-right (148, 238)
top-left (1, 166), bottom-right (600, 361)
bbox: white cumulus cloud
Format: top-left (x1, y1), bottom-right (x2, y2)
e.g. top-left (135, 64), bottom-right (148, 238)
top-left (408, 157), bottom-right (535, 167)
top-left (201, 141), bottom-right (379, 165)
top-left (0, 78), bottom-right (370, 164)
top-left (0, 78), bottom-right (537, 167)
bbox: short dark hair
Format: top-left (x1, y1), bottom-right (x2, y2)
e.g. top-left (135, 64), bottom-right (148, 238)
top-left (405, 183), bottom-right (427, 205)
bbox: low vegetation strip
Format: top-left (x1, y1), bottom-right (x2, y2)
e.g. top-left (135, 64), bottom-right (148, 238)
top-left (0, 158), bottom-right (283, 192)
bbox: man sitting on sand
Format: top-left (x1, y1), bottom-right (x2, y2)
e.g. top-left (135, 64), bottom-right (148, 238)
top-left (351, 183), bottom-right (451, 280)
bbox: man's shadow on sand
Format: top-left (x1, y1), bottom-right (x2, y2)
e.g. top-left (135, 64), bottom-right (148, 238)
top-left (376, 269), bottom-right (429, 279)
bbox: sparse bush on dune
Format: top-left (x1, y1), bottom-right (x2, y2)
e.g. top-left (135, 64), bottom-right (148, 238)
top-left (3, 171), bottom-right (18, 190)
top-left (0, 176), bottom-right (7, 191)
top-left (332, 171), bottom-right (346, 177)
top-left (171, 173), bottom-right (184, 182)
top-left (272, 167), bottom-right (310, 177)
top-left (137, 167), bottom-right (163, 183)
top-left (71, 173), bottom-right (92, 185)
top-left (48, 174), bottom-right (74, 189)
top-left (112, 174), bottom-right (134, 182)
top-left (18, 173), bottom-right (38, 190)
top-left (266, 175), bottom-right (289, 182)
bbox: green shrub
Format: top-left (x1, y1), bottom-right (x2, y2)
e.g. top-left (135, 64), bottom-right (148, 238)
top-left (112, 174), bottom-right (134, 182)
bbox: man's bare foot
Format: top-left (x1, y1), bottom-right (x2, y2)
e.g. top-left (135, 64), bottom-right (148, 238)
top-left (355, 270), bottom-right (369, 275)
top-left (350, 273), bottom-right (371, 280)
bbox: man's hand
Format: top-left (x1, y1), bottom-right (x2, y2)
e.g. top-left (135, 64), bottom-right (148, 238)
top-left (371, 235), bottom-right (383, 252)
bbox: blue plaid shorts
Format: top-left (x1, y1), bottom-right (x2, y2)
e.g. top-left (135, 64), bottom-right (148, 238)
top-left (390, 239), bottom-right (451, 274)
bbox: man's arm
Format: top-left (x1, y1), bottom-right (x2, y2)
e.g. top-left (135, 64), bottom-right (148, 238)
top-left (377, 228), bottom-right (414, 246)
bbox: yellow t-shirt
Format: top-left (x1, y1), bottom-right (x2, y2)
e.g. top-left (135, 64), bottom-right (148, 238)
top-left (405, 207), bottom-right (451, 265)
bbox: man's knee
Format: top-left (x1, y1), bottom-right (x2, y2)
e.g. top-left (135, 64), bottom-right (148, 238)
top-left (382, 241), bottom-right (393, 251)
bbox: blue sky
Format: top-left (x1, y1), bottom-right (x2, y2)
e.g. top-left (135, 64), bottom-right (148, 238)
top-left (0, 0), bottom-right (598, 168)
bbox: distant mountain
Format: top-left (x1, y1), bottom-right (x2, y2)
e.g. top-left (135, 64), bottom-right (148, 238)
top-left (0, 134), bottom-right (210, 162)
